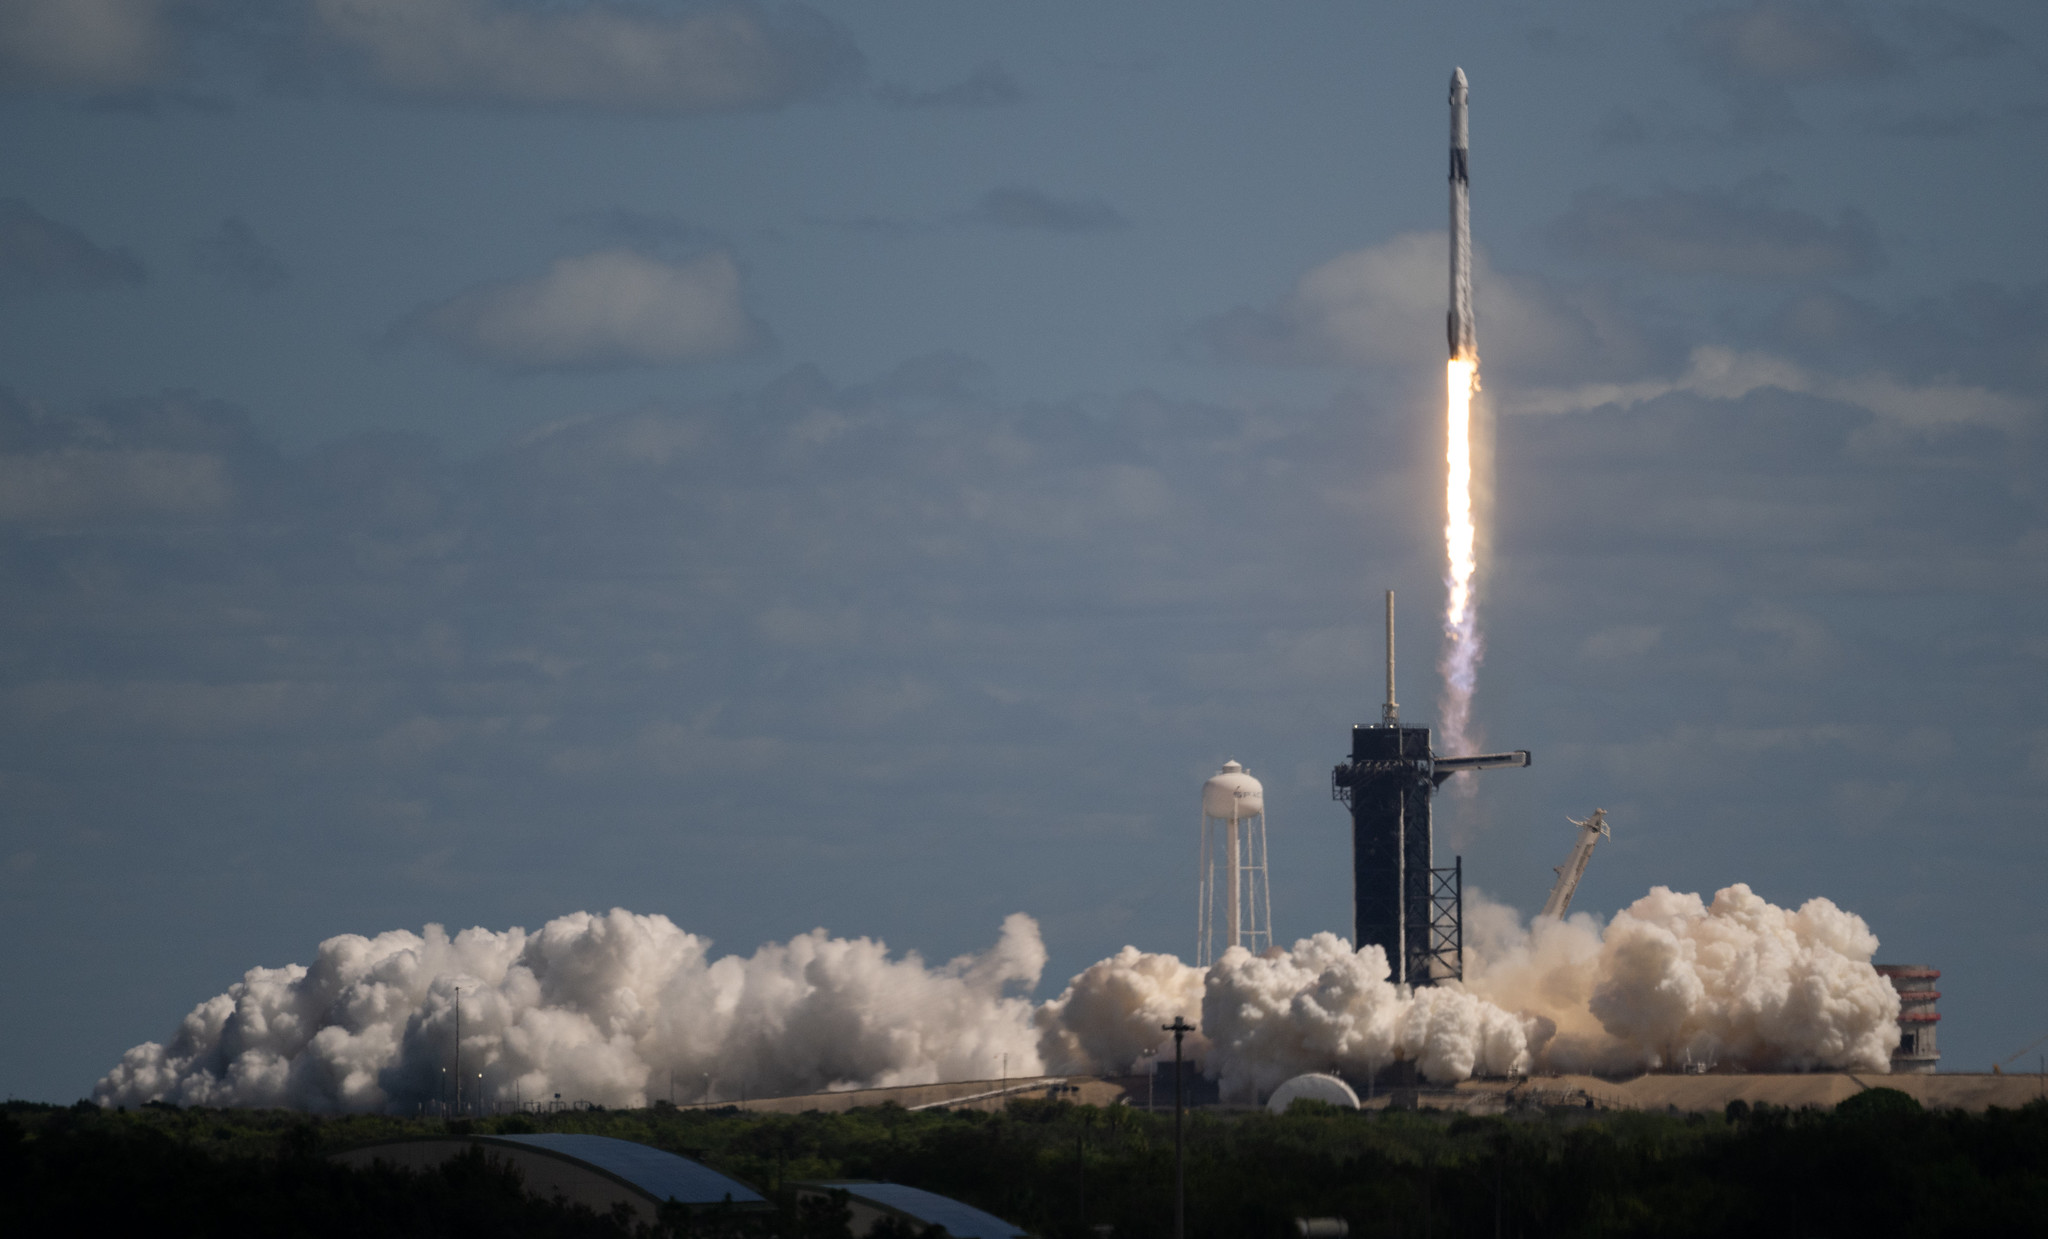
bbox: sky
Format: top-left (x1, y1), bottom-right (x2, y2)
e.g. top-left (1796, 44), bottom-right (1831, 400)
top-left (3, 0), bottom-right (2047, 1101)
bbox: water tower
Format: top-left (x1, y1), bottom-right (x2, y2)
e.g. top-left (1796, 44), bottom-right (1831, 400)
top-left (1198, 760), bottom-right (1271, 965)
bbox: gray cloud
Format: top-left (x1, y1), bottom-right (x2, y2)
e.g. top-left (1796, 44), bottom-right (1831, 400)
top-left (1191, 232), bottom-right (1673, 384)
top-left (406, 248), bottom-right (767, 371)
top-left (0, 448), bottom-right (231, 524)
top-left (0, 389), bottom-right (263, 524)
top-left (1673, 1), bottom-right (1907, 138)
top-left (191, 216), bottom-right (289, 292)
top-left (0, 199), bottom-right (148, 295)
top-left (849, 350), bottom-right (994, 403)
top-left (8, 344), bottom-right (2048, 1095)
top-left (874, 60), bottom-right (1025, 110)
top-left (1502, 345), bottom-right (2033, 445)
top-left (803, 213), bottom-right (936, 238)
top-left (82, 85), bottom-right (235, 114)
top-left (1596, 101), bottom-right (1689, 146)
top-left (1854, 100), bottom-right (2046, 139)
top-left (0, 0), bottom-right (176, 92)
top-left (1546, 184), bottom-right (1882, 281)
top-left (809, 186), bottom-right (1128, 239)
top-left (309, 0), bottom-right (861, 113)
top-left (1765, 280), bottom-right (2048, 392)
top-left (556, 207), bottom-right (721, 255)
top-left (4, 361), bottom-right (2040, 834)
top-left (955, 186), bottom-right (1128, 233)
top-left (1680, 1), bottom-right (1904, 83)
top-left (1898, 5), bottom-right (2012, 61)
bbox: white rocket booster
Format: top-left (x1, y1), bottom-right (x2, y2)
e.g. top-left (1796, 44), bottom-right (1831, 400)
top-left (1448, 67), bottom-right (1475, 362)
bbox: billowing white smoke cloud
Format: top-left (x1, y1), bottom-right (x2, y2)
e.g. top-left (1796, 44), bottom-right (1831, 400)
top-left (1034, 945), bottom-right (1209, 1074)
top-left (1035, 935), bottom-right (1528, 1098)
top-left (97, 883), bottom-right (1903, 1111)
top-left (1202, 936), bottom-right (1528, 1098)
top-left (1024, 884), bottom-right (1901, 1089)
top-left (1465, 883), bottom-right (1901, 1074)
top-left (96, 909), bottom-right (1048, 1112)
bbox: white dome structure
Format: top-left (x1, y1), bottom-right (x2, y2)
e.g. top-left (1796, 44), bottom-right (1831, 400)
top-left (1197, 759), bottom-right (1271, 966)
top-left (1266, 1073), bottom-right (1360, 1114)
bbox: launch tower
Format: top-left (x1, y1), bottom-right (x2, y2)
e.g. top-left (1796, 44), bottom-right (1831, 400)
top-left (1332, 592), bottom-right (1528, 985)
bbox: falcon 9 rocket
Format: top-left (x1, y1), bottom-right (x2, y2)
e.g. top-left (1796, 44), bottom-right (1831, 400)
top-left (1448, 67), bottom-right (1474, 361)
top-left (1440, 67), bottom-right (1482, 756)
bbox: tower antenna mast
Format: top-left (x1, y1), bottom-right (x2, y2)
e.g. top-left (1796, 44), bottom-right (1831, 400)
top-left (1382, 589), bottom-right (1399, 726)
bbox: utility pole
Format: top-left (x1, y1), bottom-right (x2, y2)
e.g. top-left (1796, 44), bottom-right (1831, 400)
top-left (1162, 1016), bottom-right (1195, 1239)
top-left (1072, 1105), bottom-right (1099, 1235)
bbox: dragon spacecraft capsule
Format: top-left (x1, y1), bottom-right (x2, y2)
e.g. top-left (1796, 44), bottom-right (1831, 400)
top-left (1447, 67), bottom-right (1475, 362)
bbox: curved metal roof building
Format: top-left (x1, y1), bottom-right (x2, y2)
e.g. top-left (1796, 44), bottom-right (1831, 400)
top-left (801, 1180), bottom-right (1028, 1239)
top-left (332, 1133), bottom-right (764, 1228)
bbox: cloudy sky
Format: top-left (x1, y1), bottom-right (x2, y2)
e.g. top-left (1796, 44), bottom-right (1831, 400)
top-left (4, 0), bottom-right (2047, 1100)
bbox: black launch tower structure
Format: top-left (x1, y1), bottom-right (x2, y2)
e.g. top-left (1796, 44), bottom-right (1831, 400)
top-left (1332, 593), bottom-right (1528, 985)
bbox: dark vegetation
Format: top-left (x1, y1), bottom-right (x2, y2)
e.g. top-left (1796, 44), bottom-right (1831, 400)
top-left (5, 1090), bottom-right (2047, 1238)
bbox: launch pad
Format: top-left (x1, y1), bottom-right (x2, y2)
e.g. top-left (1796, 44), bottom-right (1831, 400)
top-left (1325, 72), bottom-right (1530, 988)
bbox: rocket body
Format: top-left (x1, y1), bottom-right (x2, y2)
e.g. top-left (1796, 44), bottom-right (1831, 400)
top-left (1448, 68), bottom-right (1475, 361)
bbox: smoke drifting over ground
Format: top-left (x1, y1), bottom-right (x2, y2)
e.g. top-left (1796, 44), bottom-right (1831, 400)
top-left (1465, 884), bottom-right (1900, 1075)
top-left (96, 910), bottom-right (1047, 1113)
top-left (97, 885), bottom-right (1900, 1111)
top-left (1036, 935), bottom-right (1528, 1099)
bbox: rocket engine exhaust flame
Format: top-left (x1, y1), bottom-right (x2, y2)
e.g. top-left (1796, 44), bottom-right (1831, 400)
top-left (1441, 356), bottom-right (1482, 756)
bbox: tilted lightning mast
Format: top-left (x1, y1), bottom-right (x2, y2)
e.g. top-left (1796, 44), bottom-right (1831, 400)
top-left (1541, 810), bottom-right (1610, 919)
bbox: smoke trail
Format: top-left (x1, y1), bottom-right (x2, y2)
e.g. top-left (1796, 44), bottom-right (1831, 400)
top-left (1440, 357), bottom-right (1483, 755)
top-left (96, 884), bottom-right (1902, 1111)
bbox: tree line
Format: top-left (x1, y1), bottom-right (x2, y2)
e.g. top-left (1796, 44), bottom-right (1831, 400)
top-left (5, 1088), bottom-right (2045, 1237)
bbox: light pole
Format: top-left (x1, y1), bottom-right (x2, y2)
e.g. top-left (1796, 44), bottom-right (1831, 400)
top-left (452, 987), bottom-right (462, 1118)
top-left (1161, 1016), bottom-right (1195, 1239)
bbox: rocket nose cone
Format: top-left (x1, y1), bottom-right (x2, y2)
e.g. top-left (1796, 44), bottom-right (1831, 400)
top-left (1452, 67), bottom-right (1467, 87)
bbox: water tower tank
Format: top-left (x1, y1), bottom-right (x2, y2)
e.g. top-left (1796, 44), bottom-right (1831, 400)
top-left (1202, 760), bottom-right (1264, 819)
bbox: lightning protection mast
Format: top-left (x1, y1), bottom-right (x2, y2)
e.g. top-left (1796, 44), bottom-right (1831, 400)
top-left (1541, 810), bottom-right (1610, 919)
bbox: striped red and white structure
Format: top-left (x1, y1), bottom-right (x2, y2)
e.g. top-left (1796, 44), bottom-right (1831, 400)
top-left (1874, 964), bottom-right (1941, 1074)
